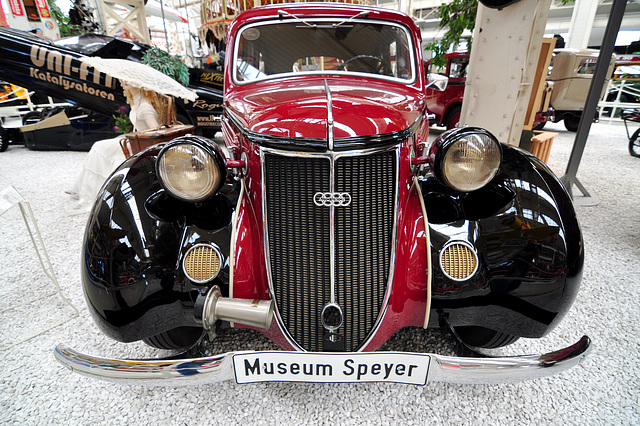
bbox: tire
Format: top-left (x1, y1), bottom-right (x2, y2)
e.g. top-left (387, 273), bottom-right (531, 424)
top-left (22, 110), bottom-right (42, 125)
top-left (445, 105), bottom-right (461, 130)
top-left (0, 126), bottom-right (8, 152)
top-left (143, 326), bottom-right (204, 350)
top-left (563, 113), bottom-right (581, 132)
top-left (630, 128), bottom-right (640, 158)
top-left (454, 326), bottom-right (519, 349)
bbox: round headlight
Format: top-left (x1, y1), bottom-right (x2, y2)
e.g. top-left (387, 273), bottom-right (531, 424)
top-left (434, 128), bottom-right (502, 192)
top-left (157, 141), bottom-right (224, 202)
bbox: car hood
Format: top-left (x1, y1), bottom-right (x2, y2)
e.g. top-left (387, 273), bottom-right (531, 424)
top-left (225, 77), bottom-right (425, 141)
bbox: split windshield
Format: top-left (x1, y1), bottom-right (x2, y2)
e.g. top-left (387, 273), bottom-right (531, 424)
top-left (234, 19), bottom-right (414, 83)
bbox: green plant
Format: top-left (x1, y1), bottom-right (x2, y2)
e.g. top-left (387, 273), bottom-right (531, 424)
top-left (424, 0), bottom-right (478, 68)
top-left (141, 47), bottom-right (190, 86)
top-left (425, 0), bottom-right (575, 68)
top-left (113, 105), bottom-right (133, 134)
top-left (47, 0), bottom-right (80, 38)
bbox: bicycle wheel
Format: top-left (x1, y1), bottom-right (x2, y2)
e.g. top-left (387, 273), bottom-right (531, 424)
top-left (630, 128), bottom-right (640, 158)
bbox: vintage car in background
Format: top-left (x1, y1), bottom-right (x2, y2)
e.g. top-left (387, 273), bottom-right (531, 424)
top-left (0, 27), bottom-right (224, 151)
top-left (538, 48), bottom-right (616, 131)
top-left (55, 4), bottom-right (590, 385)
top-left (425, 51), bottom-right (468, 129)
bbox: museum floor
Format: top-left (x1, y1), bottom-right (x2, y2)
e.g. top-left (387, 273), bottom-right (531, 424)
top-left (0, 120), bottom-right (637, 424)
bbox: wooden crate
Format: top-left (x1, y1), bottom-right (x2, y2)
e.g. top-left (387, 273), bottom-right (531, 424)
top-left (529, 131), bottom-right (558, 163)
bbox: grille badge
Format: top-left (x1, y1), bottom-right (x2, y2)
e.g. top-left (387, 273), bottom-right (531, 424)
top-left (321, 303), bottom-right (343, 331)
top-left (313, 192), bottom-right (351, 207)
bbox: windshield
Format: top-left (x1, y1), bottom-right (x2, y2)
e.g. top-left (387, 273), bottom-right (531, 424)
top-left (234, 19), bottom-right (414, 84)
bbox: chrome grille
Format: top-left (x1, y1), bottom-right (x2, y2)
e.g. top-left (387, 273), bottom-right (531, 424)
top-left (264, 149), bottom-right (396, 352)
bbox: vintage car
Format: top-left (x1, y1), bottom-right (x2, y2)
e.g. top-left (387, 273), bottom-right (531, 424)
top-left (55, 4), bottom-right (590, 385)
top-left (538, 48), bottom-right (616, 131)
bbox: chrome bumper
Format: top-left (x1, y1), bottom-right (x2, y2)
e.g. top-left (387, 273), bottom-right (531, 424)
top-left (54, 336), bottom-right (591, 386)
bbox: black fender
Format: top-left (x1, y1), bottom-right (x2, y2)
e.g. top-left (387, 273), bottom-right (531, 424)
top-left (421, 145), bottom-right (583, 338)
top-left (81, 143), bottom-right (236, 342)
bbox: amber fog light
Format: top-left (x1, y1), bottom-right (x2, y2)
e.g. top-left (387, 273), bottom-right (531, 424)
top-left (157, 141), bottom-right (224, 202)
top-left (183, 244), bottom-right (223, 283)
top-left (431, 127), bottom-right (502, 192)
top-left (440, 241), bottom-right (478, 281)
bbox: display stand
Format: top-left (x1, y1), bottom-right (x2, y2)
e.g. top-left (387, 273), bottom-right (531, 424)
top-left (0, 186), bottom-right (79, 350)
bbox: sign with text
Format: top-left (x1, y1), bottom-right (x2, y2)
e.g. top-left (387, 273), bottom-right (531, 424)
top-left (233, 351), bottom-right (430, 385)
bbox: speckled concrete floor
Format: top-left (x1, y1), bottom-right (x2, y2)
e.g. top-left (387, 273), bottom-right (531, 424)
top-left (0, 120), bottom-right (638, 425)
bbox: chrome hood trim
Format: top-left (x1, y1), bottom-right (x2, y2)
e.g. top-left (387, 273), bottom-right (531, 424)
top-left (54, 336), bottom-right (591, 386)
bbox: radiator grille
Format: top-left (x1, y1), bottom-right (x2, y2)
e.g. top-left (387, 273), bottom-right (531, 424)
top-left (264, 150), bottom-right (396, 352)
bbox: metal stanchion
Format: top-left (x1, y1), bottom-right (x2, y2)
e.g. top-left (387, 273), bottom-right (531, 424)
top-left (0, 186), bottom-right (79, 350)
top-left (560, 0), bottom-right (628, 206)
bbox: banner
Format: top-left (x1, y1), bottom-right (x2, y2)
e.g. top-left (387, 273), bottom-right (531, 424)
top-left (9, 0), bottom-right (24, 17)
top-left (34, 0), bottom-right (50, 18)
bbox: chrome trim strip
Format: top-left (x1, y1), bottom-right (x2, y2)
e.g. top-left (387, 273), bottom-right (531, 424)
top-left (414, 176), bottom-right (432, 329)
top-left (54, 336), bottom-right (592, 386)
top-left (229, 177), bottom-right (245, 301)
top-left (260, 145), bottom-right (401, 351)
top-left (325, 80), bottom-right (334, 151)
top-left (329, 153), bottom-right (336, 305)
top-left (325, 81), bottom-right (337, 305)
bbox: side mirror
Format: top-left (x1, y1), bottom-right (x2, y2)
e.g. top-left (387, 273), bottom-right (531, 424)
top-left (427, 73), bottom-right (449, 91)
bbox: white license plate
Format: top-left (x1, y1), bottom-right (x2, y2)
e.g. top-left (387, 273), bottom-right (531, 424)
top-left (233, 352), bottom-right (430, 385)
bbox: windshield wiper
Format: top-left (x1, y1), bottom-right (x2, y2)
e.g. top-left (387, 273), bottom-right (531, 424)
top-left (278, 10), bottom-right (316, 28)
top-left (333, 11), bottom-right (370, 27)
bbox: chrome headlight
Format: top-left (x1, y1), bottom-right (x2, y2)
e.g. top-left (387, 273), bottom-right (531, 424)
top-left (430, 127), bottom-right (502, 192)
top-left (156, 138), bottom-right (225, 202)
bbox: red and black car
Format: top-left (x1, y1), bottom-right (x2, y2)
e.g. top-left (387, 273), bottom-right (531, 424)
top-left (55, 4), bottom-right (589, 385)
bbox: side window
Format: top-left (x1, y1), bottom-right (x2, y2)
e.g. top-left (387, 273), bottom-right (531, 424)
top-left (577, 59), bottom-right (596, 75)
top-left (448, 57), bottom-right (469, 79)
top-left (548, 55), bottom-right (555, 76)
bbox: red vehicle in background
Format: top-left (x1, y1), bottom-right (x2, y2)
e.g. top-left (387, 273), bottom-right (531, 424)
top-left (425, 51), bottom-right (468, 129)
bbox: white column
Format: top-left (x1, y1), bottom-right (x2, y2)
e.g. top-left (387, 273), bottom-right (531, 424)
top-left (460, 0), bottom-right (552, 146)
top-left (566, 0), bottom-right (599, 49)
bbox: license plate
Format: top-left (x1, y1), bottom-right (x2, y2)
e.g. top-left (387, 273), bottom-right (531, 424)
top-left (233, 351), bottom-right (430, 385)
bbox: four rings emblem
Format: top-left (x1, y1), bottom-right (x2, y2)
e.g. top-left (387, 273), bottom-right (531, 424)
top-left (313, 192), bottom-right (352, 207)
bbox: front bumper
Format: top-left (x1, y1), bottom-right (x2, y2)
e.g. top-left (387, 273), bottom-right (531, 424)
top-left (54, 336), bottom-right (591, 386)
